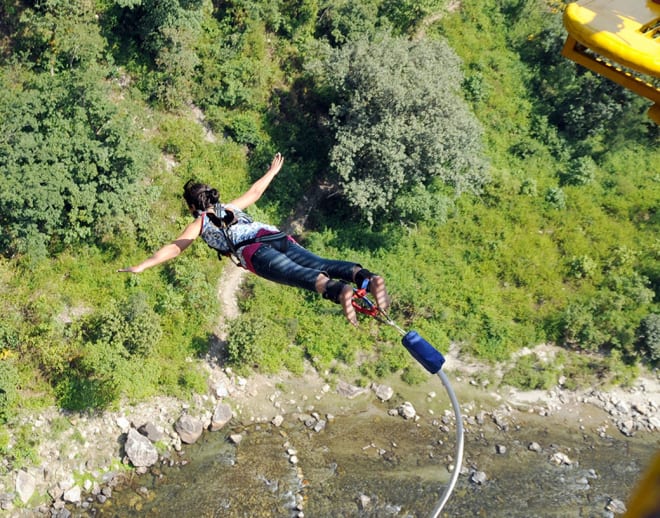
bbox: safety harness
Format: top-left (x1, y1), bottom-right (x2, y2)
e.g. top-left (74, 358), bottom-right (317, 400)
top-left (202, 209), bottom-right (287, 266)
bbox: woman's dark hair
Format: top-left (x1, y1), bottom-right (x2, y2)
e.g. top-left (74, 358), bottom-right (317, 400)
top-left (183, 180), bottom-right (220, 215)
top-left (183, 180), bottom-right (231, 227)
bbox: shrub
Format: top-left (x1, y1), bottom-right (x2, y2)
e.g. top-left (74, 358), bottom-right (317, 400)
top-left (0, 359), bottom-right (20, 423)
top-left (83, 293), bottom-right (162, 358)
top-left (503, 353), bottom-right (558, 390)
top-left (560, 156), bottom-right (596, 186)
top-left (545, 187), bottom-right (566, 210)
top-left (637, 314), bottom-right (660, 363)
top-left (226, 314), bottom-right (292, 374)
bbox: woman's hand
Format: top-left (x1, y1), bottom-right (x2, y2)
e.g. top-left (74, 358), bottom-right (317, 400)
top-left (228, 152), bottom-right (285, 209)
top-left (268, 152), bottom-right (284, 176)
top-left (117, 265), bottom-right (144, 273)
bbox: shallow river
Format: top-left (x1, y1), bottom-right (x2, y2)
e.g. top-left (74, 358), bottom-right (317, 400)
top-left (75, 378), bottom-right (658, 518)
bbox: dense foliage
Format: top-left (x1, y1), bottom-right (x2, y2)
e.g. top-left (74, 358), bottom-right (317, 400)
top-left (0, 69), bottom-right (156, 259)
top-left (311, 33), bottom-right (488, 223)
top-left (0, 0), bottom-right (657, 441)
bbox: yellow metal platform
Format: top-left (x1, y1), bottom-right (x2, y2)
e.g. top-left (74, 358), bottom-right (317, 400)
top-left (562, 1), bottom-right (660, 123)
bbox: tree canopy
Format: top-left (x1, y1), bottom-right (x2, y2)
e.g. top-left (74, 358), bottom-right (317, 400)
top-left (312, 34), bottom-right (489, 223)
top-left (0, 69), bottom-right (155, 259)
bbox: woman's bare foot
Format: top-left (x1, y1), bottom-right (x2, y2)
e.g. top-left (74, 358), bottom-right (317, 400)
top-left (370, 275), bottom-right (390, 312)
top-left (339, 284), bottom-right (358, 327)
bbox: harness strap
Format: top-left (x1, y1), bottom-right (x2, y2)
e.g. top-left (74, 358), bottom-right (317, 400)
top-left (355, 268), bottom-right (374, 290)
top-left (323, 279), bottom-right (348, 304)
top-left (204, 210), bottom-right (287, 265)
top-left (233, 231), bottom-right (287, 250)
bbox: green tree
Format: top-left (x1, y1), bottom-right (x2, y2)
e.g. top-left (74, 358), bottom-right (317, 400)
top-left (111, 0), bottom-right (205, 107)
top-left (311, 34), bottom-right (488, 223)
top-left (0, 69), bottom-right (155, 259)
top-left (0, 359), bottom-right (20, 423)
top-left (315, 0), bottom-right (382, 45)
top-left (637, 314), bottom-right (660, 364)
top-left (11, 0), bottom-right (106, 72)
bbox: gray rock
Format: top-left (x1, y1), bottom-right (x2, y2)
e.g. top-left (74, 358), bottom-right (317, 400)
top-left (470, 471), bottom-right (487, 484)
top-left (15, 470), bottom-right (36, 504)
top-left (48, 486), bottom-right (64, 502)
top-left (210, 403), bottom-right (233, 432)
top-left (550, 452), bottom-right (573, 465)
top-left (272, 415), bottom-right (284, 427)
top-left (125, 428), bottom-right (159, 467)
top-left (373, 384), bottom-right (394, 401)
top-left (176, 414), bottom-right (204, 443)
top-left (229, 434), bottom-right (243, 445)
top-left (63, 485), bottom-right (81, 504)
top-left (51, 508), bottom-right (72, 518)
top-left (617, 419), bottom-right (635, 437)
top-left (398, 402), bottom-right (417, 420)
top-left (301, 414), bottom-right (316, 428)
top-left (605, 497), bottom-right (627, 514)
top-left (213, 382), bottom-right (229, 398)
top-left (359, 494), bottom-right (371, 509)
top-left (138, 422), bottom-right (165, 443)
top-left (496, 444), bottom-right (507, 454)
top-left (336, 381), bottom-right (368, 399)
top-left (115, 416), bottom-right (131, 432)
top-left (0, 492), bottom-right (15, 511)
top-left (528, 442), bottom-right (542, 452)
top-left (493, 414), bottom-right (509, 431)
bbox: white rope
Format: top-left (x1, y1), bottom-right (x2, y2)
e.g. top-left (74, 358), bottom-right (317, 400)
top-left (429, 369), bottom-right (464, 517)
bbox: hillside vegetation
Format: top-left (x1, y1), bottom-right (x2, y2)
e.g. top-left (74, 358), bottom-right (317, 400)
top-left (0, 0), bottom-right (658, 465)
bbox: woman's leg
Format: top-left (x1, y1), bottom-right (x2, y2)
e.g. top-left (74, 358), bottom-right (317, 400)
top-left (249, 244), bottom-right (358, 325)
top-left (283, 242), bottom-right (358, 282)
top-left (284, 243), bottom-right (390, 312)
top-left (250, 243), bottom-right (387, 322)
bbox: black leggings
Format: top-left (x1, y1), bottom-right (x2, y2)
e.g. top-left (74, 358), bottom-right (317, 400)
top-left (249, 241), bottom-right (357, 293)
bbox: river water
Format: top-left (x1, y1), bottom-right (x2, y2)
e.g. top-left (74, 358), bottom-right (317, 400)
top-left (75, 376), bottom-right (658, 518)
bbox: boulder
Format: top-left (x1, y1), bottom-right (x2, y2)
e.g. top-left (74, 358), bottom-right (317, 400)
top-left (125, 428), bottom-right (159, 467)
top-left (15, 470), bottom-right (36, 504)
top-left (62, 485), bottom-right (81, 504)
top-left (210, 403), bottom-right (233, 432)
top-left (138, 422), bottom-right (165, 443)
top-left (528, 442), bottom-right (542, 453)
top-left (470, 471), bottom-right (487, 485)
top-left (336, 381), bottom-right (367, 399)
top-left (373, 383), bottom-right (394, 402)
top-left (398, 402), bottom-right (417, 420)
top-left (176, 415), bottom-right (204, 444)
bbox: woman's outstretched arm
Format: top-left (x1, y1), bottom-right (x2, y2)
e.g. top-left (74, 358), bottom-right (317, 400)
top-left (228, 153), bottom-right (284, 210)
top-left (117, 218), bottom-right (202, 273)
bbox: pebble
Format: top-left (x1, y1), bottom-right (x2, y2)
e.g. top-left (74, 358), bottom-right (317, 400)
top-left (605, 498), bottom-right (627, 514)
top-left (470, 471), bottom-right (487, 485)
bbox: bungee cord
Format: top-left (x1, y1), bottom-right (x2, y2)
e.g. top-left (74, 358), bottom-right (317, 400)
top-left (352, 290), bottom-right (465, 517)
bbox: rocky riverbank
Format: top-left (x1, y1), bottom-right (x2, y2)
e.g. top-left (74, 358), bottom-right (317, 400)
top-left (0, 344), bottom-right (658, 517)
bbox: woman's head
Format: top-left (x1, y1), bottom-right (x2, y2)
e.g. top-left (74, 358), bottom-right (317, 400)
top-left (183, 180), bottom-right (220, 215)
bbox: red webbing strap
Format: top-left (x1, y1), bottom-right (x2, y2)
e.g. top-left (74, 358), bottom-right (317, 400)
top-left (351, 288), bottom-right (379, 317)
